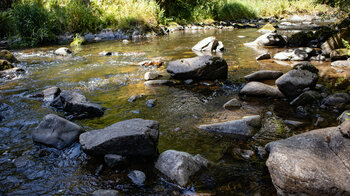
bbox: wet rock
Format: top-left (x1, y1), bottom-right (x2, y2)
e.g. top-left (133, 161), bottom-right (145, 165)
top-left (255, 146), bottom-right (267, 159)
top-left (257, 23), bottom-right (276, 34)
top-left (287, 31), bottom-right (314, 47)
top-left (138, 60), bottom-right (164, 67)
top-left (79, 118), bottom-right (159, 157)
top-left (314, 116), bottom-right (327, 127)
top-left (198, 115), bottom-right (261, 139)
top-left (337, 110), bottom-right (350, 124)
top-left (284, 120), bottom-right (305, 128)
top-left (50, 90), bottom-right (105, 119)
top-left (276, 62), bottom-right (319, 99)
top-left (92, 189), bottom-right (119, 196)
top-left (95, 164), bottom-right (104, 176)
top-left (265, 121), bottom-right (350, 195)
top-left (244, 70), bottom-right (282, 81)
top-left (104, 154), bottom-right (126, 168)
top-left (321, 33), bottom-right (343, 56)
top-left (0, 67), bottom-right (25, 79)
top-left (167, 55), bottom-right (228, 80)
top-left (155, 150), bottom-right (208, 186)
top-left (192, 36), bottom-right (224, 52)
top-left (256, 53), bottom-right (271, 61)
top-left (54, 47), bottom-right (72, 56)
top-left (128, 170), bottom-right (146, 186)
top-left (310, 54), bottom-right (327, 61)
top-left (33, 87), bottom-right (61, 102)
top-left (128, 95), bottom-right (143, 103)
top-left (144, 80), bottom-right (173, 87)
top-left (0, 50), bottom-right (18, 63)
top-left (32, 114), bottom-right (84, 149)
top-left (99, 51), bottom-right (113, 56)
top-left (0, 59), bottom-right (13, 71)
top-left (331, 60), bottom-right (350, 67)
top-left (273, 48), bottom-right (315, 61)
top-left (330, 49), bottom-right (350, 61)
top-left (184, 79), bottom-right (194, 85)
top-left (232, 148), bottom-right (255, 160)
top-left (144, 72), bottom-right (159, 81)
top-left (244, 32), bottom-right (286, 47)
top-left (290, 90), bottom-right (321, 106)
top-left (146, 99), bottom-right (156, 107)
top-left (253, 115), bottom-right (288, 145)
top-left (321, 93), bottom-right (350, 107)
top-left (240, 82), bottom-right (284, 98)
top-left (223, 98), bottom-right (241, 110)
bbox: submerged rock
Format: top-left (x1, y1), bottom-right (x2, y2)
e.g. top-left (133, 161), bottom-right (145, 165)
top-left (0, 50), bottom-right (18, 63)
top-left (273, 48), bottom-right (316, 61)
top-left (265, 120), bottom-right (350, 195)
top-left (244, 33), bottom-right (286, 47)
top-left (192, 36), bottom-right (224, 52)
top-left (79, 118), bottom-right (159, 157)
top-left (32, 114), bottom-right (84, 149)
top-left (256, 53), bottom-right (271, 61)
top-left (92, 190), bottom-right (119, 196)
top-left (128, 170), bottom-right (146, 186)
top-left (198, 115), bottom-right (261, 139)
top-left (155, 150), bottom-right (208, 186)
top-left (167, 55), bottom-right (228, 80)
top-left (244, 70), bottom-right (283, 81)
top-left (223, 98), bottom-right (241, 110)
top-left (276, 62), bottom-right (319, 99)
top-left (104, 154), bottom-right (126, 168)
top-left (50, 90), bottom-right (105, 119)
top-left (240, 82), bottom-right (284, 98)
top-left (54, 47), bottom-right (72, 56)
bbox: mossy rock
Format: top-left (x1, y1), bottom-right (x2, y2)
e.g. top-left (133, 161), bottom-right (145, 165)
top-left (0, 59), bottom-right (14, 71)
top-left (258, 23), bottom-right (276, 33)
top-left (330, 48), bottom-right (350, 61)
top-left (0, 50), bottom-right (18, 63)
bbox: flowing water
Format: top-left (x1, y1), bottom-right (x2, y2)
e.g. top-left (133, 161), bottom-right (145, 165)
top-left (0, 28), bottom-right (344, 195)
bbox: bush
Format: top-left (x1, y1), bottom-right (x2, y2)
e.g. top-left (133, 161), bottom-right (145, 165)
top-left (12, 1), bottom-right (57, 47)
top-left (0, 11), bottom-right (13, 38)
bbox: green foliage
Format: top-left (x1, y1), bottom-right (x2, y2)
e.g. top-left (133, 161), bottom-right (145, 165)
top-left (0, 11), bottom-right (13, 38)
top-left (70, 34), bottom-right (86, 47)
top-left (11, 0), bottom-right (57, 47)
top-left (216, 0), bottom-right (257, 21)
top-left (342, 39), bottom-right (350, 49)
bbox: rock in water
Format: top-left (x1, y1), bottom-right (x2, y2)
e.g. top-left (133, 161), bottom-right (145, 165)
top-left (223, 98), bottom-right (241, 110)
top-left (0, 59), bottom-right (13, 71)
top-left (0, 67), bottom-right (24, 80)
top-left (257, 23), bottom-right (276, 34)
top-left (256, 53), bottom-right (271, 61)
top-left (240, 82), bottom-right (284, 98)
top-left (337, 110), bottom-right (350, 124)
top-left (321, 93), bottom-right (350, 107)
top-left (244, 70), bottom-right (283, 81)
top-left (192, 36), bottom-right (224, 52)
top-left (244, 33), bottom-right (286, 47)
top-left (198, 115), bottom-right (261, 139)
top-left (0, 50), bottom-right (18, 63)
top-left (144, 72), bottom-right (159, 80)
top-left (265, 120), bottom-right (350, 195)
top-left (155, 150), bottom-right (208, 186)
top-left (104, 154), bottom-right (126, 168)
top-left (276, 62), bottom-right (318, 99)
top-left (33, 87), bottom-right (61, 102)
top-left (54, 47), bottom-right (72, 56)
top-left (50, 90), bottom-right (105, 119)
top-left (79, 118), bottom-right (159, 157)
top-left (32, 114), bottom-right (84, 149)
top-left (128, 170), bottom-right (146, 185)
top-left (273, 48), bottom-right (315, 61)
top-left (167, 55), bottom-right (228, 80)
top-left (92, 190), bottom-right (119, 196)
top-left (331, 60), bottom-right (350, 67)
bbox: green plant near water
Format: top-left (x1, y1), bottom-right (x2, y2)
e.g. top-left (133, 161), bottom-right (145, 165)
top-left (342, 39), bottom-right (350, 49)
top-left (70, 34), bottom-right (86, 47)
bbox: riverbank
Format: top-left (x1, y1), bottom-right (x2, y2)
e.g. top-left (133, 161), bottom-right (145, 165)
top-left (0, 0), bottom-right (342, 49)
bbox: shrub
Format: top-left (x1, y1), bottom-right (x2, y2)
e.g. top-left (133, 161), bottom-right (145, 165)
top-left (0, 11), bottom-right (13, 38)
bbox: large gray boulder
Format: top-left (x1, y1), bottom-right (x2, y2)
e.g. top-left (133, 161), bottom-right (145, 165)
top-left (32, 114), bottom-right (84, 149)
top-left (50, 90), bottom-right (105, 119)
top-left (276, 62), bottom-right (319, 99)
top-left (198, 115), bottom-right (261, 139)
top-left (167, 55), bottom-right (228, 80)
top-left (155, 150), bottom-right (208, 186)
top-left (244, 33), bottom-right (286, 47)
top-left (244, 70), bottom-right (283, 81)
top-left (265, 120), bottom-right (350, 195)
top-left (192, 36), bottom-right (224, 52)
top-left (240, 82), bottom-right (284, 98)
top-left (273, 48), bottom-right (315, 61)
top-left (79, 118), bottom-right (159, 157)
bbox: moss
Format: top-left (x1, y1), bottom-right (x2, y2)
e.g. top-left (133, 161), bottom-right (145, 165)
top-left (0, 59), bottom-right (14, 71)
top-left (258, 23), bottom-right (276, 32)
top-left (0, 50), bottom-right (18, 63)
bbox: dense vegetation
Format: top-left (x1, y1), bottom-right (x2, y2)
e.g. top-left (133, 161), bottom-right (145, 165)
top-left (0, 0), bottom-right (348, 48)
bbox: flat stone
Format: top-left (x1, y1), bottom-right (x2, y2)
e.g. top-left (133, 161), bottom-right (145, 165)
top-left (198, 115), bottom-right (261, 139)
top-left (144, 72), bottom-right (159, 81)
top-left (244, 33), bottom-right (286, 47)
top-left (240, 82), bottom-right (284, 98)
top-left (256, 53), bottom-right (272, 61)
top-left (223, 98), bottom-right (241, 110)
top-left (244, 70), bottom-right (283, 81)
top-left (79, 118), bottom-right (159, 157)
top-left (273, 48), bottom-right (315, 61)
top-left (331, 60), bottom-right (350, 67)
top-left (290, 90), bottom-right (321, 106)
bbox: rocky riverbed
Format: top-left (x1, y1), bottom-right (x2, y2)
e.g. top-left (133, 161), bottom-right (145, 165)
top-left (0, 17), bottom-right (349, 195)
